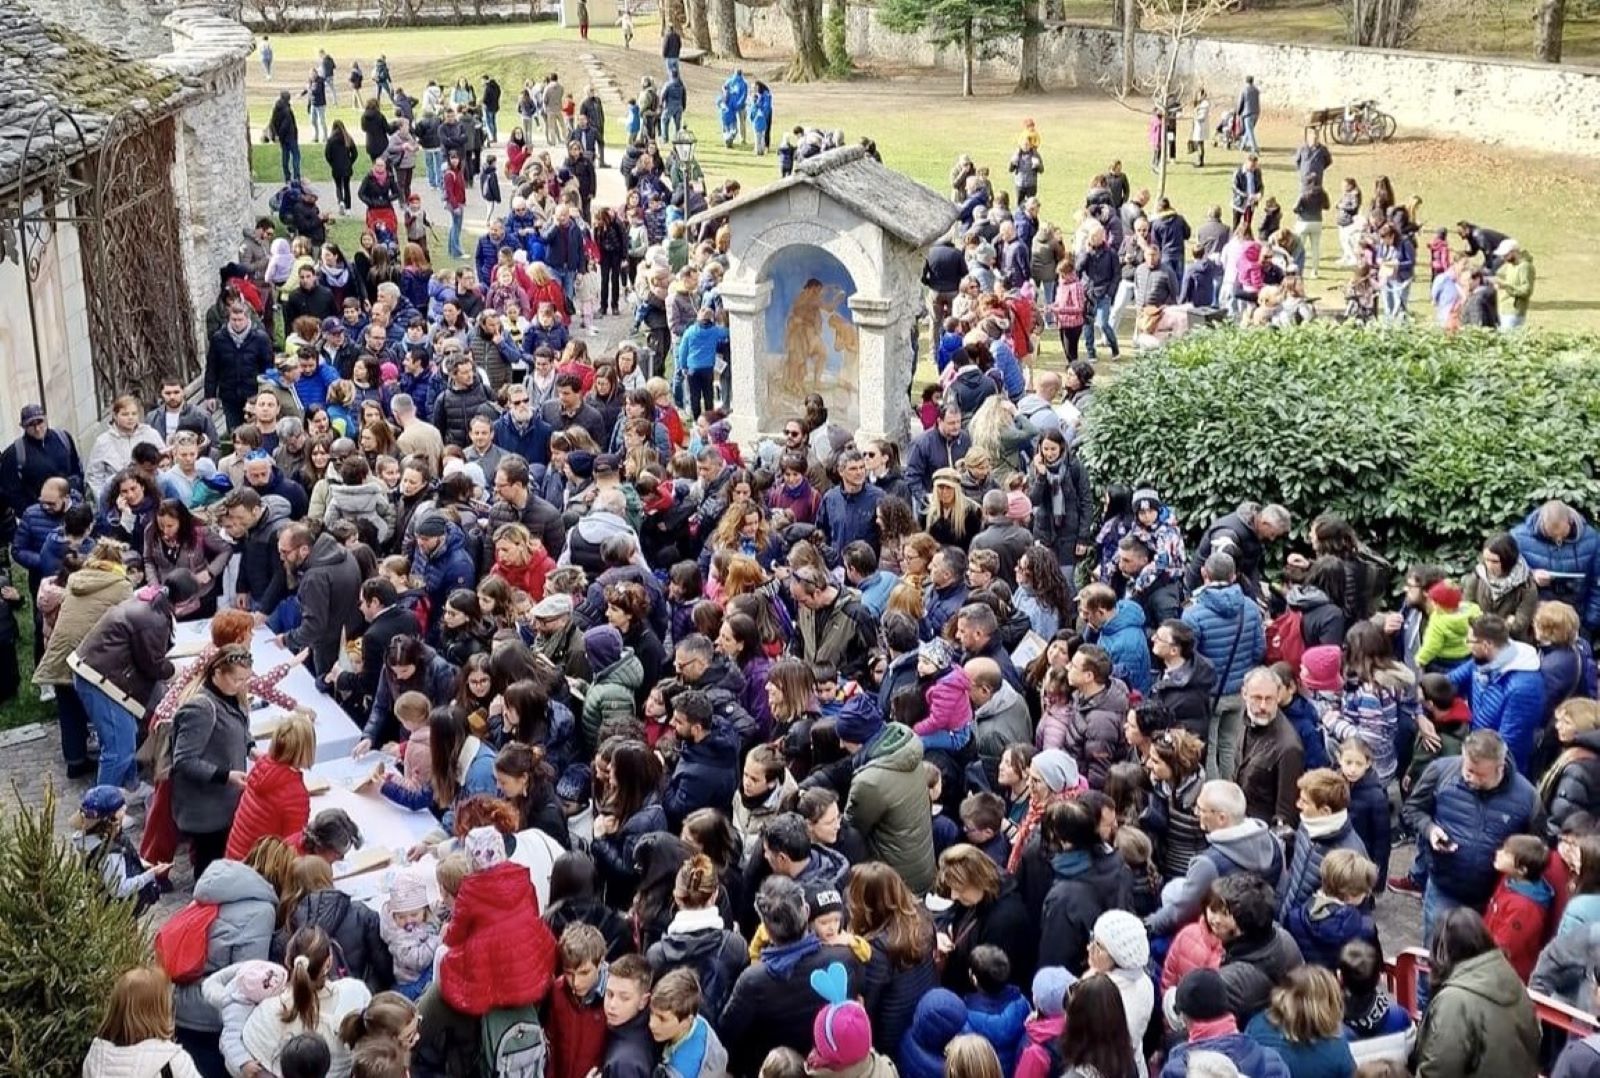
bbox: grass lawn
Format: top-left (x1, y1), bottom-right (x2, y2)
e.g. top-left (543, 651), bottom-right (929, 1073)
top-left (0, 565), bottom-right (53, 732)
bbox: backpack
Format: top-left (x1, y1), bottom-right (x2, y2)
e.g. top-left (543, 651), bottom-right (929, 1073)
top-left (1265, 607), bottom-right (1306, 669)
top-left (153, 900), bottom-right (221, 984)
top-left (479, 1002), bottom-right (547, 1078)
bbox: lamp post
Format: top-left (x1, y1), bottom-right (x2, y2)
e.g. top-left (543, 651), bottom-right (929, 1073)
top-left (671, 127), bottom-right (697, 220)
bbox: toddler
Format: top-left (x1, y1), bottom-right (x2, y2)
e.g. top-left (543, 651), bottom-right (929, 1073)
top-left (912, 640), bottom-right (973, 753)
top-left (1339, 737), bottom-right (1392, 891)
top-left (1034, 664), bottom-right (1073, 751)
top-left (1020, 117), bottom-right (1041, 152)
top-left (202, 958), bottom-right (290, 1077)
top-left (1484, 833), bottom-right (1552, 982)
top-left (1415, 581), bottom-right (1479, 671)
top-left (1285, 848), bottom-right (1379, 968)
top-left (378, 691), bottom-right (434, 805)
top-left (1015, 967), bottom-right (1074, 1078)
top-left (380, 869), bottom-right (441, 1000)
top-left (72, 785), bottom-right (166, 914)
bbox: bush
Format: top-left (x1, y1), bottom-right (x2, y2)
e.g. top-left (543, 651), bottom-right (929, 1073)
top-left (0, 786), bottom-right (150, 1077)
top-left (1079, 325), bottom-right (1600, 574)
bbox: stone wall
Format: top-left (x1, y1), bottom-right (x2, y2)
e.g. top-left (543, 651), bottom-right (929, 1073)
top-left (746, 6), bottom-right (1600, 157)
top-left (241, 0), bottom-right (553, 30)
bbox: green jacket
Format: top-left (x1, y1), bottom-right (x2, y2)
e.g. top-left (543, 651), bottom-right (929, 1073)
top-left (1410, 950), bottom-right (1539, 1078)
top-left (1495, 254), bottom-right (1535, 317)
top-left (581, 648), bottom-right (644, 753)
top-left (1415, 600), bottom-right (1480, 668)
top-left (845, 723), bottom-right (936, 894)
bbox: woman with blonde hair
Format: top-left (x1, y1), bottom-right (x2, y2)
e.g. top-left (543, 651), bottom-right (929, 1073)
top-left (845, 862), bottom-right (937, 1057)
top-left (944, 1035), bottom-right (1003, 1078)
top-left (925, 470), bottom-right (981, 549)
top-left (936, 844), bottom-right (1034, 993)
top-left (242, 926), bottom-right (372, 1078)
top-left (1243, 965), bottom-right (1355, 1075)
top-left (1536, 600), bottom-right (1599, 739)
top-left (967, 395), bottom-right (1036, 486)
top-left (706, 497), bottom-right (783, 571)
top-left (84, 966), bottom-right (202, 1078)
top-left (1539, 697), bottom-right (1600, 838)
top-left (885, 579), bottom-right (926, 622)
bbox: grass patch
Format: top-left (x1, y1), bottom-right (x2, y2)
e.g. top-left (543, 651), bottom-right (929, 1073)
top-left (0, 565), bottom-right (53, 733)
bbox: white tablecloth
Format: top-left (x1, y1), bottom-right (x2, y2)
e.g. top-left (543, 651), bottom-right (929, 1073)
top-left (168, 620), bottom-right (364, 762)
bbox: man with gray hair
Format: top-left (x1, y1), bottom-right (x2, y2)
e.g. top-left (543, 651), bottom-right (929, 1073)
top-left (558, 486), bottom-right (649, 576)
top-left (1145, 778), bottom-right (1285, 937)
top-left (1234, 665), bottom-right (1305, 829)
top-left (1183, 551), bottom-right (1266, 779)
top-left (390, 391), bottom-right (444, 473)
top-left (969, 488), bottom-right (1032, 587)
top-left (1185, 500), bottom-right (1292, 600)
top-left (272, 416), bottom-right (308, 479)
top-left (955, 601), bottom-right (1024, 694)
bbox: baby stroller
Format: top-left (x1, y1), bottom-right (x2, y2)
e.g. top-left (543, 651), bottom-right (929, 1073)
top-left (1214, 110), bottom-right (1243, 151)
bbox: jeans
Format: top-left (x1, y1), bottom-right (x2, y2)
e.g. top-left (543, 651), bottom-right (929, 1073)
top-left (1241, 113), bottom-right (1259, 153)
top-left (75, 675), bottom-right (138, 790)
top-left (671, 362), bottom-right (688, 409)
top-left (377, 78), bottom-right (394, 104)
top-left (279, 142), bottom-right (302, 183)
top-left (309, 104), bottom-right (327, 142)
top-left (1383, 278), bottom-right (1412, 322)
top-left (755, 127), bottom-right (769, 154)
top-left (1109, 279), bottom-right (1136, 337)
top-left (688, 368), bottom-right (715, 417)
top-left (485, 110), bottom-right (498, 142)
top-left (55, 682), bottom-right (91, 768)
top-left (1208, 693), bottom-right (1245, 781)
top-left (448, 208), bottom-right (464, 257)
top-left (554, 267), bottom-right (578, 307)
top-left (424, 146), bottom-right (444, 188)
top-left (1083, 294), bottom-right (1118, 358)
top-left (666, 57), bottom-right (681, 80)
top-left (660, 109), bottom-right (683, 141)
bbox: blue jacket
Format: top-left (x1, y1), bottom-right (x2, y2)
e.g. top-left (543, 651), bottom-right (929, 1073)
top-left (1276, 817), bottom-right (1367, 918)
top-left (399, 366), bottom-right (444, 422)
top-left (1285, 894), bottom-right (1378, 969)
top-left (676, 321), bottom-right (728, 372)
top-left (1162, 1032), bottom-right (1290, 1078)
top-left (963, 986), bottom-right (1028, 1076)
top-left (1182, 583), bottom-right (1266, 696)
top-left (386, 740), bottom-right (497, 834)
top-left (474, 232), bottom-right (507, 285)
top-left (205, 326), bottom-right (275, 407)
top-left (857, 571), bottom-right (899, 618)
top-left (526, 318), bottom-right (569, 356)
top-left (663, 721), bottom-right (739, 829)
top-left (411, 524), bottom-right (477, 616)
top-left (750, 89), bottom-right (772, 132)
top-left (898, 989), bottom-right (968, 1078)
top-left (922, 581), bottom-right (968, 641)
top-left (1086, 599), bottom-right (1152, 693)
top-left (1282, 694), bottom-right (1332, 770)
top-left (1542, 640), bottom-right (1598, 725)
top-left (294, 359), bottom-right (342, 411)
top-left (492, 411), bottom-right (553, 467)
top-left (722, 72), bottom-right (748, 111)
top-left (1347, 768), bottom-right (1392, 890)
top-left (1448, 643), bottom-right (1546, 774)
top-left (1512, 506), bottom-right (1600, 629)
top-left (904, 428), bottom-right (971, 504)
top-left (542, 220), bottom-right (588, 273)
top-left (1402, 754), bottom-right (1540, 907)
top-left (816, 482), bottom-right (884, 554)
top-left (39, 526), bottom-right (95, 580)
top-left (1244, 1014), bottom-right (1356, 1078)
top-left (11, 501), bottom-right (74, 574)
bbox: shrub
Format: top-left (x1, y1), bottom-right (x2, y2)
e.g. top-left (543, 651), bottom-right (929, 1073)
top-left (1079, 325), bottom-right (1600, 574)
top-left (0, 786), bottom-right (150, 1077)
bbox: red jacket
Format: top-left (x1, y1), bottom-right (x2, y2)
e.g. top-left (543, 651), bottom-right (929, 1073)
top-left (492, 550), bottom-right (555, 601)
top-left (544, 973), bottom-right (608, 1078)
top-left (529, 278), bottom-right (569, 322)
top-left (1484, 874), bottom-right (1553, 983)
top-left (440, 861), bottom-right (558, 1016)
top-left (443, 169), bottom-right (467, 210)
top-left (225, 756), bottom-right (309, 861)
top-left (1160, 919), bottom-right (1224, 994)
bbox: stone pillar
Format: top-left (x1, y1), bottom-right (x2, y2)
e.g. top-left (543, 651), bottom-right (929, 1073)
top-left (847, 292), bottom-right (897, 442)
top-left (720, 277), bottom-right (772, 445)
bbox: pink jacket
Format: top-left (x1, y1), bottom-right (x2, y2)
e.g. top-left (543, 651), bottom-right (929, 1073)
top-left (1035, 698), bottom-right (1072, 751)
top-left (1015, 1014), bottom-right (1067, 1078)
top-left (914, 667), bottom-right (973, 737)
top-left (1160, 919), bottom-right (1224, 994)
top-left (381, 726), bottom-right (435, 801)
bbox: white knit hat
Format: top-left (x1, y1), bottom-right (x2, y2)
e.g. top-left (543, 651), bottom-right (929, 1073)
top-left (388, 869), bottom-right (430, 915)
top-left (1093, 909), bottom-right (1150, 970)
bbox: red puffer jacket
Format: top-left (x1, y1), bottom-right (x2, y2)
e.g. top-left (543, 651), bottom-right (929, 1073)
top-left (440, 861), bottom-right (558, 1016)
top-left (224, 756), bottom-right (309, 861)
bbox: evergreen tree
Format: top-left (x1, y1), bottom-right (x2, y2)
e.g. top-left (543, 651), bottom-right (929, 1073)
top-left (879, 0), bottom-right (1023, 96)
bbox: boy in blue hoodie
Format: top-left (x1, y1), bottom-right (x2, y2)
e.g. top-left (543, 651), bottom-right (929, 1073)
top-left (1285, 848), bottom-right (1380, 969)
top-left (963, 944), bottom-right (1029, 1076)
top-left (649, 968), bottom-right (728, 1078)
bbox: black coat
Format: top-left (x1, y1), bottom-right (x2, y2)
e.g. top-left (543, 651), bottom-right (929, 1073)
top-left (360, 169), bottom-right (400, 210)
top-left (1037, 847), bottom-right (1134, 973)
top-left (361, 109), bottom-right (391, 158)
top-left (205, 325), bottom-right (274, 407)
top-left (1149, 656), bottom-right (1217, 740)
top-left (0, 427), bottom-right (83, 511)
top-left (943, 880), bottom-right (1035, 992)
top-left (268, 98), bottom-right (298, 146)
top-left (719, 943), bottom-right (862, 1076)
top-left (282, 283), bottom-right (337, 326)
top-left (324, 136), bottom-right (358, 179)
top-left (277, 889), bottom-right (393, 991)
top-left (281, 533), bottom-right (363, 677)
top-left (860, 933), bottom-right (937, 1059)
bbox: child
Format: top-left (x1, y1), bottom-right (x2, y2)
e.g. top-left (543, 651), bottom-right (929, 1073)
top-left (1278, 768), bottom-right (1365, 918)
top-left (1338, 738), bottom-right (1392, 893)
top-left (959, 792), bottom-right (1012, 869)
top-left (1115, 825), bottom-right (1162, 918)
top-left (996, 744), bottom-right (1035, 832)
top-left (667, 561), bottom-right (701, 646)
top-left (625, 98), bottom-right (642, 142)
top-left (804, 962), bottom-right (885, 1076)
top-left (760, 1048), bottom-right (806, 1078)
top-left (547, 923), bottom-right (610, 1078)
top-left (434, 851), bottom-right (470, 926)
top-left (480, 154), bottom-right (501, 225)
top-left (1014, 967), bottom-right (1073, 1078)
top-left (650, 968), bottom-right (729, 1078)
top-left (805, 882), bottom-right (870, 964)
top-left (1428, 227), bottom-right (1451, 278)
top-left (1020, 117), bottom-right (1041, 153)
top-left (1408, 672), bottom-right (1470, 789)
top-left (1338, 940), bottom-right (1413, 1057)
top-left (1159, 910), bottom-right (1223, 996)
top-left (1051, 264), bottom-right (1086, 362)
top-left (922, 760), bottom-right (961, 855)
top-left (919, 384), bottom-right (942, 430)
top-left (962, 945), bottom-right (1029, 1076)
top-left (1285, 848), bottom-right (1379, 969)
top-left (279, 1033), bottom-right (333, 1078)
top-left (1034, 665), bottom-right (1073, 751)
top-left (1484, 833), bottom-right (1553, 983)
top-left (380, 555), bottom-right (430, 633)
top-left (601, 953), bottom-right (656, 1078)
top-left (377, 691), bottom-right (435, 806)
top-left (203, 959), bottom-right (290, 1076)
top-left (72, 785), bottom-right (166, 914)
top-left (225, 712), bottom-right (316, 860)
top-left (734, 744), bottom-right (793, 849)
top-left (404, 194), bottom-right (433, 261)
top-left (1283, 653), bottom-right (1335, 770)
top-left (1415, 580), bottom-right (1479, 672)
top-left (380, 869), bottom-right (441, 1000)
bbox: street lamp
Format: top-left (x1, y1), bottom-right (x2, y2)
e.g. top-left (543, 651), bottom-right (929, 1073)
top-left (671, 127), bottom-right (698, 218)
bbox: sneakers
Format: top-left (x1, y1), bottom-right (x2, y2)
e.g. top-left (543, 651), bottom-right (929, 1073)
top-left (38, 684), bottom-right (55, 702)
top-left (1388, 875), bottom-right (1424, 897)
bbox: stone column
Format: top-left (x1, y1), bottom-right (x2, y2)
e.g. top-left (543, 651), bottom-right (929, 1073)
top-left (847, 292), bottom-right (896, 442)
top-left (720, 277), bottom-right (772, 445)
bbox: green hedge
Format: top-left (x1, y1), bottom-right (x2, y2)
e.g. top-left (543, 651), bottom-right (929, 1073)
top-left (1079, 325), bottom-right (1600, 574)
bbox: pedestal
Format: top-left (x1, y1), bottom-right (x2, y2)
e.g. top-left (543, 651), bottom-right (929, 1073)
top-left (720, 277), bottom-right (772, 446)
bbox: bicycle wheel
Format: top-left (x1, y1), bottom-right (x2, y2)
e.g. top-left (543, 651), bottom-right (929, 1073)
top-left (1379, 112), bottom-right (1397, 141)
top-left (1333, 118), bottom-right (1355, 145)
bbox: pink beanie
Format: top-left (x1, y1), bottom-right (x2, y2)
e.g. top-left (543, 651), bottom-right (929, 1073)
top-left (809, 1000), bottom-right (873, 1070)
top-left (1299, 645), bottom-right (1343, 693)
top-left (1006, 490), bottom-right (1033, 523)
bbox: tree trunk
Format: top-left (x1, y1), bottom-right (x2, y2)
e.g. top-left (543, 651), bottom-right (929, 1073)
top-left (687, 0), bottom-right (713, 51)
top-left (1156, 41), bottom-right (1180, 199)
top-left (1017, 0), bottom-right (1043, 92)
top-left (963, 19), bottom-right (975, 96)
top-left (1535, 0), bottom-right (1565, 61)
top-left (711, 0), bottom-right (741, 56)
top-left (781, 0), bottom-right (828, 79)
top-left (1111, 0), bottom-right (1123, 27)
top-left (1120, 0), bottom-right (1137, 95)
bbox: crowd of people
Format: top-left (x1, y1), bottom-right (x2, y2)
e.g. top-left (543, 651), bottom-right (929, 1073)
top-left (0, 31), bottom-right (1586, 1078)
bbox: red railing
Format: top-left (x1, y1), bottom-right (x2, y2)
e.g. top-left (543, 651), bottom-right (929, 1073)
top-left (1387, 946), bottom-right (1600, 1038)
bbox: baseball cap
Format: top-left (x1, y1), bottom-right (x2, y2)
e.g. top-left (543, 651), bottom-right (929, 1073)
top-left (321, 317), bottom-right (345, 335)
top-left (19, 404), bottom-right (45, 427)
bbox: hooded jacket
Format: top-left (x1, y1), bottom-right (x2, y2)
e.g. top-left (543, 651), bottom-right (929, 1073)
top-left (1147, 817), bottom-right (1284, 937)
top-left (1062, 679), bottom-right (1132, 789)
top-left (897, 989), bottom-right (968, 1078)
top-left (82, 1038), bottom-right (203, 1078)
top-left (441, 860), bottom-right (557, 1016)
top-left (719, 941), bottom-right (862, 1076)
top-left (647, 908), bottom-right (749, 1018)
top-left (1286, 585), bottom-right (1346, 649)
top-left (174, 861), bottom-right (279, 1033)
top-left (948, 366), bottom-right (998, 419)
top-left (559, 509), bottom-right (647, 577)
top-left (1448, 642), bottom-right (1546, 774)
top-left (1411, 950), bottom-right (1540, 1078)
top-left (280, 888), bottom-right (393, 991)
top-left (282, 532), bottom-right (362, 677)
top-left (580, 646), bottom-right (644, 754)
top-left (323, 480), bottom-right (395, 543)
top-left (1278, 815), bottom-right (1367, 919)
top-left (1162, 1024), bottom-right (1290, 1078)
top-left (70, 588), bottom-right (175, 712)
top-left (964, 984), bottom-right (1029, 1074)
top-left (1038, 846), bottom-right (1135, 972)
top-left (1183, 583), bottom-right (1266, 696)
top-left (34, 564), bottom-right (131, 686)
top-left (847, 723), bottom-right (937, 894)
top-left (1150, 656), bottom-right (1217, 741)
top-left (1085, 601), bottom-right (1152, 694)
top-left (1545, 729), bottom-right (1600, 840)
top-left (235, 494), bottom-right (294, 612)
top-left (1512, 506), bottom-right (1600, 629)
top-left (664, 720), bottom-right (739, 829)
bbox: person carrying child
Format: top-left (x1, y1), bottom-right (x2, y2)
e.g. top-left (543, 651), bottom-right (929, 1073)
top-left (201, 958), bottom-right (291, 1077)
top-left (379, 869), bottom-right (441, 1001)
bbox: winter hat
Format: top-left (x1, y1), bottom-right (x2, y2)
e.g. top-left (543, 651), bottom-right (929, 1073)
top-left (567, 450), bottom-right (596, 480)
top-left (1006, 490), bottom-right (1033, 523)
top-left (1092, 910), bottom-right (1150, 970)
top-left (80, 785), bottom-right (126, 820)
top-left (594, 453), bottom-right (620, 477)
top-left (416, 515), bottom-right (450, 539)
top-left (583, 625), bottom-right (624, 671)
top-left (1031, 749), bottom-right (1079, 794)
top-left (556, 764), bottom-right (592, 805)
top-left (465, 825), bottom-right (506, 871)
top-left (918, 638), bottom-right (954, 673)
top-left (805, 882), bottom-right (844, 923)
top-left (1031, 967), bottom-right (1076, 1018)
top-left (1299, 645), bottom-right (1343, 693)
top-left (380, 362), bottom-right (400, 383)
top-left (1132, 488), bottom-right (1161, 514)
top-left (1427, 580), bottom-right (1463, 612)
top-left (808, 961), bottom-right (873, 1071)
top-left (233, 960), bottom-right (289, 1005)
top-left (834, 694), bottom-right (884, 746)
top-left (388, 869), bottom-right (431, 915)
top-left (1175, 968), bottom-right (1230, 1022)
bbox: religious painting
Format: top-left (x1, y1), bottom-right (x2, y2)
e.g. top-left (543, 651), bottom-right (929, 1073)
top-left (760, 244), bottom-right (858, 431)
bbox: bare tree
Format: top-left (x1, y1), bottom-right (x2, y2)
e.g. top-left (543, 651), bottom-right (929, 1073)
top-left (1342, 0), bottom-right (1419, 47)
top-left (1133, 0), bottom-right (1235, 198)
top-left (711, 0), bottom-right (742, 56)
top-left (1121, 0), bottom-right (1137, 94)
top-left (1535, 0), bottom-right (1566, 60)
top-left (781, 0), bottom-right (831, 79)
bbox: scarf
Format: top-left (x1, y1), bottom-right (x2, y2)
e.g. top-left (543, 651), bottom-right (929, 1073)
top-left (321, 263), bottom-right (351, 289)
top-left (1039, 458), bottom-right (1070, 523)
top-left (1477, 556), bottom-right (1531, 604)
top-left (761, 933), bottom-right (821, 979)
top-left (667, 906), bottom-right (726, 937)
top-left (227, 321), bottom-right (252, 347)
top-left (1006, 781), bottom-right (1086, 874)
top-left (1302, 809), bottom-right (1348, 841)
top-left (1049, 850), bottom-right (1091, 879)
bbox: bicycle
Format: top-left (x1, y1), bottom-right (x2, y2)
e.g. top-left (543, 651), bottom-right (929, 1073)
top-left (1333, 100), bottom-right (1397, 145)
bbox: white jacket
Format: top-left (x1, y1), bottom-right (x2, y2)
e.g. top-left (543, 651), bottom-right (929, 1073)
top-left (82, 1038), bottom-right (202, 1078)
top-left (240, 979), bottom-right (372, 1078)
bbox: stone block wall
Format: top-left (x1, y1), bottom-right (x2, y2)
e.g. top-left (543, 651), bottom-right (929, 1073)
top-left (746, 6), bottom-right (1600, 157)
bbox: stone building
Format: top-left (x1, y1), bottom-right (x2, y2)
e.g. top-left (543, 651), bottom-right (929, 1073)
top-left (693, 145), bottom-right (955, 446)
top-left (0, 0), bottom-right (253, 443)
